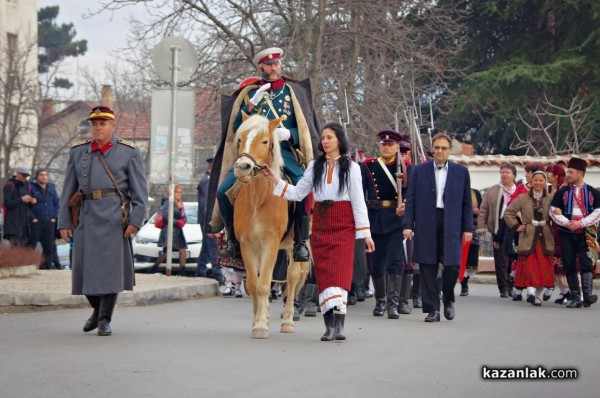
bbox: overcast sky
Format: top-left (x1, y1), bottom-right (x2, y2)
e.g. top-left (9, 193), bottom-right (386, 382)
top-left (38, 0), bottom-right (148, 98)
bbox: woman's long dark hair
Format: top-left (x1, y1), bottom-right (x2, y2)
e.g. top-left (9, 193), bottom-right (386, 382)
top-left (312, 122), bottom-right (351, 196)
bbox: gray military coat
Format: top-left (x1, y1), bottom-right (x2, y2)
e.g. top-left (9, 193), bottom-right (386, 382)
top-left (57, 135), bottom-right (148, 295)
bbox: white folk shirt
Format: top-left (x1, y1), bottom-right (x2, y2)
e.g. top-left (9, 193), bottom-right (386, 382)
top-left (272, 159), bottom-right (371, 239)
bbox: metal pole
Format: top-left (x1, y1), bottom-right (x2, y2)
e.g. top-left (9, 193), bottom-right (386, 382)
top-left (166, 45), bottom-right (181, 276)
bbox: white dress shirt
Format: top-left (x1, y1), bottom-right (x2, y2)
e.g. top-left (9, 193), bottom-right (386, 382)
top-left (434, 162), bottom-right (448, 209)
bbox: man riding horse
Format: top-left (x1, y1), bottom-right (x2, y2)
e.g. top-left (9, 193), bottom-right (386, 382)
top-left (206, 47), bottom-right (321, 265)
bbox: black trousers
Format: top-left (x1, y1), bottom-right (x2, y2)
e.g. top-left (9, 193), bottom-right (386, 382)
top-left (28, 220), bottom-right (56, 268)
top-left (560, 232), bottom-right (594, 275)
top-left (419, 209), bottom-right (459, 313)
top-left (368, 229), bottom-right (405, 278)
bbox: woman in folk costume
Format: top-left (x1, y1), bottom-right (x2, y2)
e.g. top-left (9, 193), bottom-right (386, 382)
top-left (504, 171), bottom-right (555, 306)
top-left (460, 188), bottom-right (483, 296)
top-left (545, 163), bottom-right (572, 303)
top-left (263, 122), bottom-right (375, 341)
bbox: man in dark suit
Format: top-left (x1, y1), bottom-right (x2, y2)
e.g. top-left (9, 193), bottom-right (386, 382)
top-left (403, 132), bottom-right (473, 322)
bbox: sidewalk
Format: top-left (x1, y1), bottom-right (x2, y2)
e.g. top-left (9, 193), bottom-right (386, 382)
top-left (0, 268), bottom-right (219, 307)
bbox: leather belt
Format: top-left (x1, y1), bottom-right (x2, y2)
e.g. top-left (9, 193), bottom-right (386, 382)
top-left (366, 199), bottom-right (396, 209)
top-left (82, 188), bottom-right (118, 200)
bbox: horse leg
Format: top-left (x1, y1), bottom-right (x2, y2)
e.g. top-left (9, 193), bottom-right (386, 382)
top-left (251, 243), bottom-right (281, 339)
top-left (281, 254), bottom-right (304, 333)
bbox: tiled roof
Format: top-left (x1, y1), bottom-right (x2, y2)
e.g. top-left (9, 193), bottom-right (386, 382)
top-left (449, 154), bottom-right (600, 167)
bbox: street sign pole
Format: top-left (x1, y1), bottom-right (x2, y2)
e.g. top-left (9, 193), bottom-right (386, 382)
top-left (165, 45), bottom-right (180, 276)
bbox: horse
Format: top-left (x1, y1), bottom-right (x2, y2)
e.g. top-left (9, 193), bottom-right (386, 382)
top-left (232, 112), bottom-right (308, 339)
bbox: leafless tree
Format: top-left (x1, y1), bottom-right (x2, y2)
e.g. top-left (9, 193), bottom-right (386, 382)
top-left (90, 0), bottom-right (469, 156)
top-left (0, 30), bottom-right (39, 191)
top-left (511, 93), bottom-right (598, 156)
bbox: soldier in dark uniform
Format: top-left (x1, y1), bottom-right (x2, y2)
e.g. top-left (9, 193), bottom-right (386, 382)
top-left (361, 130), bottom-right (408, 319)
top-left (58, 106), bottom-right (148, 336)
top-left (206, 47), bottom-right (320, 266)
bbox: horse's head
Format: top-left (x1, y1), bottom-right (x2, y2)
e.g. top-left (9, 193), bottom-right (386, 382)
top-left (234, 113), bottom-right (283, 183)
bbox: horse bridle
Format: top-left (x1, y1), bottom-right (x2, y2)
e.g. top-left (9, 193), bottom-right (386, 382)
top-left (235, 142), bottom-right (273, 183)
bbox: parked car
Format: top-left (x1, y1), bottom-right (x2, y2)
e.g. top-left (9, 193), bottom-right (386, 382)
top-left (132, 202), bottom-right (202, 272)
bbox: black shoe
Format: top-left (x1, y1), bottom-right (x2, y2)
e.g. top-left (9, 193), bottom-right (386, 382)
top-left (527, 294), bottom-right (535, 305)
top-left (333, 314), bottom-right (346, 341)
top-left (348, 293), bottom-right (357, 306)
top-left (512, 293), bottom-right (523, 301)
top-left (412, 297), bottom-right (422, 308)
top-left (543, 288), bottom-right (553, 301)
top-left (443, 302), bottom-right (455, 320)
top-left (566, 300), bottom-right (582, 308)
top-left (500, 291), bottom-right (509, 298)
top-left (321, 312), bottom-right (335, 341)
top-left (356, 289), bottom-right (366, 302)
top-left (533, 297), bottom-right (542, 307)
top-left (424, 311), bottom-right (440, 322)
top-left (97, 320), bottom-right (112, 336)
top-left (293, 242), bottom-right (310, 262)
top-left (83, 315), bottom-right (98, 333)
top-left (583, 295), bottom-right (598, 308)
top-left (460, 287), bottom-right (469, 296)
top-left (554, 291), bottom-right (572, 304)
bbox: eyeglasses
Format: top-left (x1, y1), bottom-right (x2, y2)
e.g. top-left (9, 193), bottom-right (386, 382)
top-left (433, 146), bottom-right (450, 151)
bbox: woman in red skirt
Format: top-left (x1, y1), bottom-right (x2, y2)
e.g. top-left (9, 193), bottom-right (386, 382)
top-left (264, 122), bottom-right (375, 341)
top-left (504, 171), bottom-right (555, 306)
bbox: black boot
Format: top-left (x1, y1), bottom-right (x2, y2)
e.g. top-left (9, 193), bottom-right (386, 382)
top-left (372, 278), bottom-right (386, 317)
top-left (293, 216), bottom-right (310, 262)
top-left (98, 293), bottom-right (118, 336)
top-left (219, 218), bottom-right (242, 261)
top-left (411, 273), bottom-right (422, 308)
top-left (566, 273), bottom-right (582, 308)
top-left (398, 274), bottom-right (412, 314)
top-left (460, 276), bottom-right (469, 296)
top-left (581, 272), bottom-right (598, 308)
top-left (83, 295), bottom-right (101, 332)
top-left (386, 275), bottom-right (401, 319)
top-left (333, 313), bottom-right (346, 340)
top-left (303, 283), bottom-right (318, 317)
top-left (321, 310), bottom-right (335, 341)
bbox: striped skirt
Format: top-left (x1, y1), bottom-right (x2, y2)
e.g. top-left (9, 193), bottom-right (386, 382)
top-left (311, 201), bottom-right (355, 293)
top-left (514, 242), bottom-right (555, 289)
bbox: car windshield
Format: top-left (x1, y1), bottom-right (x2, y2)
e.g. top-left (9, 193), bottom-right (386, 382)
top-left (149, 202), bottom-right (197, 224)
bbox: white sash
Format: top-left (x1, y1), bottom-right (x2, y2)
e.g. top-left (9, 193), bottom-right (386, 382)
top-left (377, 158), bottom-right (398, 193)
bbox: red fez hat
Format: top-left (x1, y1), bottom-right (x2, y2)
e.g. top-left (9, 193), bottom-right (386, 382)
top-left (400, 140), bottom-right (412, 153)
top-left (377, 130), bottom-right (402, 144)
top-left (88, 106), bottom-right (115, 121)
top-left (567, 157), bottom-right (587, 173)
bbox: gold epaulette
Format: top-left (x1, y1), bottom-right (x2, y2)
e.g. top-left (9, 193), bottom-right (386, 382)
top-left (117, 137), bottom-right (136, 148)
top-left (71, 139), bottom-right (91, 148)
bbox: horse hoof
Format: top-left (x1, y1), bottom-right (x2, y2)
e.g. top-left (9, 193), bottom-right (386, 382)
top-left (252, 328), bottom-right (269, 339)
top-left (280, 322), bottom-right (295, 333)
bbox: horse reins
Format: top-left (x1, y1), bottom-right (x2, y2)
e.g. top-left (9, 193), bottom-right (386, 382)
top-left (235, 149), bottom-right (271, 183)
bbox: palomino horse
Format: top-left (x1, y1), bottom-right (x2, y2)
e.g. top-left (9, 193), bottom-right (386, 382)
top-left (233, 113), bottom-right (307, 339)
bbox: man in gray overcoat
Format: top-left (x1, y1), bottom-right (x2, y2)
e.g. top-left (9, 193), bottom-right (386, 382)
top-left (58, 106), bottom-right (148, 336)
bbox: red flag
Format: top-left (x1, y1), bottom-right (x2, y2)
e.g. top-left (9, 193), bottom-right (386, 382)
top-left (459, 240), bottom-right (471, 282)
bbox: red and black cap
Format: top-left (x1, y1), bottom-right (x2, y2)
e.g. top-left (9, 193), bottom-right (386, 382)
top-left (377, 130), bottom-right (402, 144)
top-left (88, 106), bottom-right (115, 121)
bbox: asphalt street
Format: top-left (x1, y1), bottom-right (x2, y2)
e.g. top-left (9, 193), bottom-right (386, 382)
top-left (1, 283), bottom-right (598, 398)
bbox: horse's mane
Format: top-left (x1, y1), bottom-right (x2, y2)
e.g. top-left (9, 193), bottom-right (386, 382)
top-left (236, 114), bottom-right (284, 177)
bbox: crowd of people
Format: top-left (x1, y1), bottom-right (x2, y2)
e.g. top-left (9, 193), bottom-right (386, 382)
top-left (2, 166), bottom-right (65, 270)
top-left (3, 45), bottom-right (598, 341)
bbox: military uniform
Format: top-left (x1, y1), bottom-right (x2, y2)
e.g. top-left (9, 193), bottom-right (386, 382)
top-left (207, 47), bottom-right (320, 265)
top-left (361, 130), bottom-right (407, 318)
top-left (58, 106), bottom-right (148, 336)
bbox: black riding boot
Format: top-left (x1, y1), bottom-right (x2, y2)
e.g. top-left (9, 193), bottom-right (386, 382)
top-left (372, 278), bottom-right (386, 317)
top-left (460, 276), bottom-right (469, 296)
top-left (293, 215), bottom-right (310, 262)
top-left (83, 295), bottom-right (101, 332)
top-left (321, 310), bottom-right (335, 341)
top-left (398, 274), bottom-right (412, 314)
top-left (333, 313), bottom-right (346, 340)
top-left (219, 217), bottom-right (241, 260)
top-left (386, 275), bottom-right (401, 319)
top-left (581, 272), bottom-right (598, 307)
top-left (303, 283), bottom-right (318, 317)
top-left (566, 273), bottom-right (582, 308)
top-left (98, 293), bottom-right (118, 336)
top-left (411, 273), bottom-right (422, 308)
